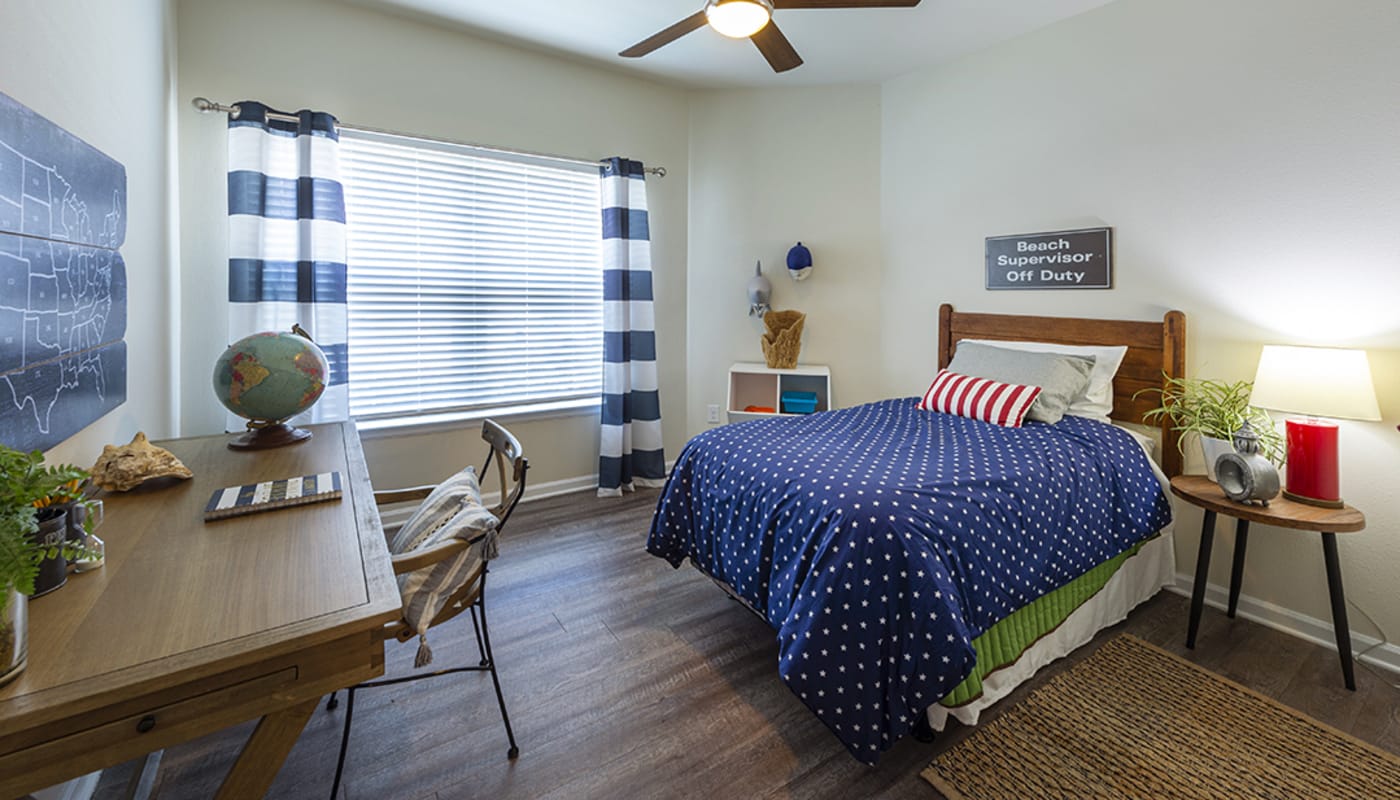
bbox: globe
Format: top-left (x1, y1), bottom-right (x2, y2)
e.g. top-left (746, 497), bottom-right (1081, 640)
top-left (212, 331), bottom-right (329, 449)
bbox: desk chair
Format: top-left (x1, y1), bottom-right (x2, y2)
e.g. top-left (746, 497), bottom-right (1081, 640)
top-left (327, 420), bottom-right (527, 799)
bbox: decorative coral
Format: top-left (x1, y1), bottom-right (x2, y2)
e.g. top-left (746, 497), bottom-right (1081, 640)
top-left (761, 310), bottom-right (806, 370)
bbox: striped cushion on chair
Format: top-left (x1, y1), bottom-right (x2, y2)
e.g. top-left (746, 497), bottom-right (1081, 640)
top-left (394, 469), bottom-right (499, 667)
top-left (919, 369), bottom-right (1042, 428)
top-left (391, 466), bottom-right (494, 555)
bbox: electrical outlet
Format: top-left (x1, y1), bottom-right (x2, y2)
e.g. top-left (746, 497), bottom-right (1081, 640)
top-left (707, 404), bottom-right (721, 424)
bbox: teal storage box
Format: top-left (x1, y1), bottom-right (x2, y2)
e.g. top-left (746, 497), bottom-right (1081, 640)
top-left (781, 390), bottom-right (818, 414)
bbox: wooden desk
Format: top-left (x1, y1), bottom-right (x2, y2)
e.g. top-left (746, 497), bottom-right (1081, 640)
top-left (0, 421), bottom-right (400, 798)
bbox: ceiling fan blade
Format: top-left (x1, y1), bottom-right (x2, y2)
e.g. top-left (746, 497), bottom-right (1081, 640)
top-left (751, 20), bottom-right (803, 73)
top-left (619, 11), bottom-right (709, 57)
top-left (773, 0), bottom-right (921, 8)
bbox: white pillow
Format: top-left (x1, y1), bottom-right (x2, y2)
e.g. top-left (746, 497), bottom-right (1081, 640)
top-left (957, 339), bottom-right (1128, 423)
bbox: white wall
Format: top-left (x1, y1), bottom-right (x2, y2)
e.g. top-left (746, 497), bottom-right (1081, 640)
top-left (176, 0), bottom-right (689, 489)
top-left (881, 0), bottom-right (1400, 634)
top-left (1, 0), bottom-right (178, 467)
top-left (686, 86), bottom-right (883, 435)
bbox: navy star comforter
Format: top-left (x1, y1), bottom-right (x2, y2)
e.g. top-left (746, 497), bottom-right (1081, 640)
top-left (647, 398), bottom-right (1172, 763)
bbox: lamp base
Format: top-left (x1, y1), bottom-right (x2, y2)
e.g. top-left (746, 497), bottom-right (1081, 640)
top-left (1282, 489), bottom-right (1345, 509)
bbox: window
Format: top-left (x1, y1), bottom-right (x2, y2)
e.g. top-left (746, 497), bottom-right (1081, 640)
top-left (339, 129), bottom-right (603, 424)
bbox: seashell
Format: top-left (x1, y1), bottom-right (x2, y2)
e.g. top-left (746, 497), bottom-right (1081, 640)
top-left (90, 432), bottom-right (193, 492)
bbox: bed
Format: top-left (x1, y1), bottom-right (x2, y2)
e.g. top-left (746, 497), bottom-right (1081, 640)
top-left (647, 305), bottom-right (1186, 763)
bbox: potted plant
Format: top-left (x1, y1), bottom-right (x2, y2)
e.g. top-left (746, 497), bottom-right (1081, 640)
top-left (0, 444), bottom-right (96, 687)
top-left (1138, 376), bottom-right (1285, 479)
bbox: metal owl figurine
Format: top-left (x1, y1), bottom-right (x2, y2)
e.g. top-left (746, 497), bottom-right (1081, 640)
top-left (1214, 420), bottom-right (1281, 506)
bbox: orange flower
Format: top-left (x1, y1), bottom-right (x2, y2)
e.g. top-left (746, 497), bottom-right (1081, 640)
top-left (32, 479), bottom-right (84, 508)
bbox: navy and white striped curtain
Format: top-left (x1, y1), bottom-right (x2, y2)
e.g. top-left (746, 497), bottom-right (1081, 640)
top-left (598, 158), bottom-right (665, 496)
top-left (226, 101), bottom-right (348, 425)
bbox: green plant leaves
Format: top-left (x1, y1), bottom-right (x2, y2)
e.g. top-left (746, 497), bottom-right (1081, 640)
top-left (0, 445), bottom-right (95, 604)
top-left (1136, 376), bottom-right (1286, 466)
top-left (0, 506), bottom-right (41, 603)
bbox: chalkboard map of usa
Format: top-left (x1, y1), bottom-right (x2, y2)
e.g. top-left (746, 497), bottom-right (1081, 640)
top-left (0, 92), bottom-right (128, 452)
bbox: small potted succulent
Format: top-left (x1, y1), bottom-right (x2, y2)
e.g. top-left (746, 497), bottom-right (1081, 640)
top-left (0, 444), bottom-right (98, 687)
top-left (1138, 377), bottom-right (1285, 479)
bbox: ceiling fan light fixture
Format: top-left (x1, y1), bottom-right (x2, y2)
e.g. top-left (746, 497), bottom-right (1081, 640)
top-left (705, 0), bottom-right (773, 39)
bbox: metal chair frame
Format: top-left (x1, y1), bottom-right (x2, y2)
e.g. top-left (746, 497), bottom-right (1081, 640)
top-left (327, 420), bottom-right (528, 799)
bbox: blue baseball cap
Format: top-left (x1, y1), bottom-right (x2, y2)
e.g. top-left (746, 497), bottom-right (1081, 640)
top-left (787, 242), bottom-right (813, 281)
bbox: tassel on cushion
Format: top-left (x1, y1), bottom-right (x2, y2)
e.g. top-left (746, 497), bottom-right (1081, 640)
top-left (482, 529), bottom-right (499, 560)
top-left (415, 634), bottom-right (433, 668)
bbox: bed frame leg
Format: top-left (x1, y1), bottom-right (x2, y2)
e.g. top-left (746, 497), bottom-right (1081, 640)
top-left (911, 712), bottom-right (937, 743)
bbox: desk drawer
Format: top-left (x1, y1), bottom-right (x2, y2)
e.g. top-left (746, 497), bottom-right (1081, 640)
top-left (0, 666), bottom-right (296, 776)
top-left (0, 628), bottom-right (386, 799)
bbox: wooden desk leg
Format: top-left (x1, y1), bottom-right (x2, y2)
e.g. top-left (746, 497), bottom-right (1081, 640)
top-left (215, 698), bottom-right (320, 800)
top-left (1227, 519), bottom-right (1249, 618)
top-left (1187, 510), bottom-right (1217, 649)
top-left (1321, 533), bottom-right (1357, 691)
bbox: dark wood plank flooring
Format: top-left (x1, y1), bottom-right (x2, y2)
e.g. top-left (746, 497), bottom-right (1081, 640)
top-left (92, 489), bottom-right (1400, 799)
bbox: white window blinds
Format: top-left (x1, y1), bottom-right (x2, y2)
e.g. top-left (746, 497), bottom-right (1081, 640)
top-left (339, 129), bottom-right (603, 422)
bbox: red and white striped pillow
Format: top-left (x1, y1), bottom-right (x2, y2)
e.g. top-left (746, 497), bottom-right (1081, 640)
top-left (919, 370), bottom-right (1042, 428)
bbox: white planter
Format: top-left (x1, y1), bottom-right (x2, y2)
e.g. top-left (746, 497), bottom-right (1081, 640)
top-left (1200, 435), bottom-right (1235, 482)
top-left (0, 587), bottom-right (27, 688)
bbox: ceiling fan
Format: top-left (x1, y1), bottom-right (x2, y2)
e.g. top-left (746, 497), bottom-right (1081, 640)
top-left (619, 0), bottom-right (922, 74)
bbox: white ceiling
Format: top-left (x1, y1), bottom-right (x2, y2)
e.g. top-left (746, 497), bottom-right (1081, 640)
top-left (354, 0), bottom-right (1117, 88)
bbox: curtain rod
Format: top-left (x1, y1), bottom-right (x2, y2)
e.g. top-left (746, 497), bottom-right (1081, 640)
top-left (190, 97), bottom-right (667, 178)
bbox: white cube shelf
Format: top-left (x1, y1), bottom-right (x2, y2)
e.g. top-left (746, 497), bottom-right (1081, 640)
top-left (727, 363), bottom-right (832, 423)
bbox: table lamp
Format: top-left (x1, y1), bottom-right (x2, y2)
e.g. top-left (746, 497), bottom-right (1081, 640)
top-left (1249, 345), bottom-right (1380, 507)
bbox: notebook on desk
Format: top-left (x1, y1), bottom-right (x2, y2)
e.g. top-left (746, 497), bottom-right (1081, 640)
top-left (204, 472), bottom-right (343, 521)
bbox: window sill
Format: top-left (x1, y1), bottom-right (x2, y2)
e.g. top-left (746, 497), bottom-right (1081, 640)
top-left (354, 398), bottom-right (599, 440)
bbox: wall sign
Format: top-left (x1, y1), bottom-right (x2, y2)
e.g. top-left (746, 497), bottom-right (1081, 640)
top-left (985, 227), bottom-right (1112, 290)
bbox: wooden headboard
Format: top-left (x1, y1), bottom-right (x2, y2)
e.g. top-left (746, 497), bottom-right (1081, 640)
top-left (937, 304), bottom-right (1187, 477)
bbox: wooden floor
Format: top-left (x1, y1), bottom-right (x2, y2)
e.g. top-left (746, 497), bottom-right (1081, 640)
top-left (93, 489), bottom-right (1400, 800)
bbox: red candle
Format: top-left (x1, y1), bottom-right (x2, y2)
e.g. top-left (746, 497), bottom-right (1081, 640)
top-left (1284, 418), bottom-right (1340, 504)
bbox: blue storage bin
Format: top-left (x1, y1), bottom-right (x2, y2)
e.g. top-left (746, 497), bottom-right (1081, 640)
top-left (781, 390), bottom-right (819, 414)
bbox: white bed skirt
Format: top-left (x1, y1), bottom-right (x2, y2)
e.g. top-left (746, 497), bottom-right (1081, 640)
top-left (927, 522), bottom-right (1177, 730)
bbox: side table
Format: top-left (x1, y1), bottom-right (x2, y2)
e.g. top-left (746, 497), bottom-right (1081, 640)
top-left (1169, 475), bottom-right (1366, 690)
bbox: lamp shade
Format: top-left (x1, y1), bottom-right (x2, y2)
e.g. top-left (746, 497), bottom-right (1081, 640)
top-left (1250, 345), bottom-right (1380, 421)
top-left (705, 0), bottom-right (772, 38)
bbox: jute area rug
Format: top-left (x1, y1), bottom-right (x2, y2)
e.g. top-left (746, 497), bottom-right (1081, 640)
top-left (923, 634), bottom-right (1400, 800)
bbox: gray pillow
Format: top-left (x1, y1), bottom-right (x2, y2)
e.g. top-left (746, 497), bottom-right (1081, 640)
top-left (947, 342), bottom-right (1095, 424)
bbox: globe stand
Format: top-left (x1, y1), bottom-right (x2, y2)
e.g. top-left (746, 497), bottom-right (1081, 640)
top-left (227, 421), bottom-right (313, 451)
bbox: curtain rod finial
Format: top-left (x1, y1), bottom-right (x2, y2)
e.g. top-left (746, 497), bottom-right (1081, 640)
top-left (191, 97), bottom-right (240, 119)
